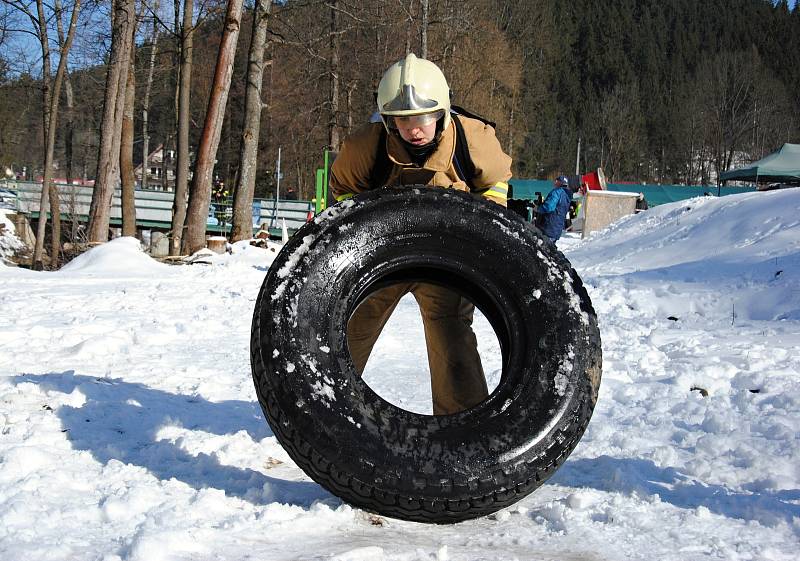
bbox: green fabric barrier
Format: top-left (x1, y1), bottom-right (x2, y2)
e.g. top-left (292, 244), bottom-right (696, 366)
top-left (510, 179), bottom-right (755, 207)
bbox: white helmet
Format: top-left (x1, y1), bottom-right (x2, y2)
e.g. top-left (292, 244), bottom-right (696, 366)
top-left (376, 53), bottom-right (451, 132)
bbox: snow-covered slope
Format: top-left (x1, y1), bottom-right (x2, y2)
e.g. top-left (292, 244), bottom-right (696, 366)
top-left (567, 189), bottom-right (800, 321)
top-left (0, 190), bottom-right (798, 560)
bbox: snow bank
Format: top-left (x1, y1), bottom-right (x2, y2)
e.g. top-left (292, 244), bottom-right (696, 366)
top-left (567, 189), bottom-right (800, 321)
top-left (0, 209), bottom-right (25, 262)
top-left (185, 239), bottom-right (281, 269)
top-left (568, 189), bottom-right (800, 279)
top-left (60, 236), bottom-right (172, 275)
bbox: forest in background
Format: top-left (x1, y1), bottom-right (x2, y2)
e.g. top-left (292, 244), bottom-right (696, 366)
top-left (1, 0), bottom-right (799, 203)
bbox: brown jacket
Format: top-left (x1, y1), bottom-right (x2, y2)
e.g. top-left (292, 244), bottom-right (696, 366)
top-left (330, 115), bottom-right (512, 206)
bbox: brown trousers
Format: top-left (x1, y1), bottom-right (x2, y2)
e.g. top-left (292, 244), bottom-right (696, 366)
top-left (347, 283), bottom-right (488, 415)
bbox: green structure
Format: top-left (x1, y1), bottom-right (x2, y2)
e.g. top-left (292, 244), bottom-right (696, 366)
top-left (720, 143), bottom-right (800, 184)
top-left (314, 149), bottom-right (333, 215)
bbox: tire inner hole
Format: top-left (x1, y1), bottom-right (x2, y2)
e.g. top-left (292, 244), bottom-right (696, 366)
top-left (348, 271), bottom-right (507, 416)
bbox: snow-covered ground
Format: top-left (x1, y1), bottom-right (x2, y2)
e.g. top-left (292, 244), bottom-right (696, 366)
top-left (0, 189), bottom-right (798, 561)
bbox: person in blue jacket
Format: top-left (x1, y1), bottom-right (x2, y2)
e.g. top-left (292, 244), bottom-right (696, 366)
top-left (535, 175), bottom-right (580, 241)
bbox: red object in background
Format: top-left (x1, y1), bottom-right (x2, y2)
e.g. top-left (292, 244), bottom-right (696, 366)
top-left (34, 177), bottom-right (95, 187)
top-left (581, 168), bottom-right (607, 191)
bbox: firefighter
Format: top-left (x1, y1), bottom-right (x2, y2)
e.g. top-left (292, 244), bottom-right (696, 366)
top-left (330, 53), bottom-right (512, 415)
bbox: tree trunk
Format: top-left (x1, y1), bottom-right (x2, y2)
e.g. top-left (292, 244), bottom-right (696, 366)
top-left (64, 78), bottom-right (74, 184)
top-left (120, 26), bottom-right (137, 237)
top-left (170, 0), bottom-right (194, 255)
top-left (231, 0), bottom-right (271, 242)
top-left (32, 0), bottom-right (53, 270)
top-left (507, 90), bottom-right (516, 158)
top-left (62, 67), bottom-right (78, 242)
top-left (31, 0), bottom-right (81, 269)
top-left (46, 147), bottom-right (61, 269)
top-left (56, 0), bottom-right (76, 188)
top-left (141, 0), bottom-right (160, 191)
top-left (87, 0), bottom-right (136, 242)
top-left (420, 0), bottom-right (428, 58)
top-left (404, 0), bottom-right (414, 55)
top-left (328, 0), bottom-right (340, 150)
top-left (44, 0), bottom-right (63, 268)
top-left (182, 0), bottom-right (245, 255)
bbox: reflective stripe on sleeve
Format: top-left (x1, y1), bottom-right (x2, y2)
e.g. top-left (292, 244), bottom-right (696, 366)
top-left (475, 181), bottom-right (509, 202)
top-left (335, 192), bottom-right (355, 202)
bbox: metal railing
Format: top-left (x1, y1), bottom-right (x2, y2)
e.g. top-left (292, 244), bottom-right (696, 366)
top-left (0, 180), bottom-right (313, 236)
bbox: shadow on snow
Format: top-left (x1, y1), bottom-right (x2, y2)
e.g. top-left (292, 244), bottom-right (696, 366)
top-left (552, 455), bottom-right (800, 527)
top-left (13, 371), bottom-right (333, 508)
top-left (18, 373), bottom-right (798, 524)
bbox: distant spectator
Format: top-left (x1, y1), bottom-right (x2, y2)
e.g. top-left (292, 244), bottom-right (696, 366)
top-left (535, 175), bottom-right (582, 242)
top-left (212, 183), bottom-right (230, 202)
top-left (507, 193), bottom-right (535, 222)
top-left (567, 174), bottom-right (584, 193)
top-left (285, 187), bottom-right (298, 200)
top-left (566, 199), bottom-right (581, 230)
top-left (635, 193), bottom-right (649, 212)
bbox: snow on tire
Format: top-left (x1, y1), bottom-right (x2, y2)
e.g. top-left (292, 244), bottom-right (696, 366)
top-left (250, 186), bottom-right (602, 523)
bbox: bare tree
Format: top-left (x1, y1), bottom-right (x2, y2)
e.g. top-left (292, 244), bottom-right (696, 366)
top-left (231, 0), bottom-right (271, 242)
top-left (54, 0), bottom-right (82, 243)
top-left (673, 82), bottom-right (709, 185)
top-left (599, 83), bottom-right (644, 182)
top-left (182, 0), bottom-right (244, 255)
top-left (0, 7), bottom-right (8, 49)
top-left (748, 76), bottom-right (793, 160)
top-left (9, 0), bottom-right (82, 268)
top-left (35, 0), bottom-right (59, 268)
top-left (54, 0), bottom-right (75, 186)
top-left (86, 0), bottom-right (136, 242)
top-left (169, 0), bottom-right (193, 255)
top-left (698, 50), bottom-right (759, 181)
top-left (141, 0), bottom-right (160, 191)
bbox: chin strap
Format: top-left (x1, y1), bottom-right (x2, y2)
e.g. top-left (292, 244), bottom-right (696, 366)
top-left (403, 136), bottom-right (439, 164)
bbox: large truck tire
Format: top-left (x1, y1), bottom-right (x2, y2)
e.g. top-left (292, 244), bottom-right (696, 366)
top-left (250, 186), bottom-right (602, 523)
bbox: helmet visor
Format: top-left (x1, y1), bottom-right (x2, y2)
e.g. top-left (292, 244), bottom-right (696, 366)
top-left (382, 84), bottom-right (439, 113)
top-left (386, 109), bottom-right (446, 130)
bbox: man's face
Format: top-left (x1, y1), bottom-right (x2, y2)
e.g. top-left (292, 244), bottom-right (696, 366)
top-left (391, 113), bottom-right (440, 146)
